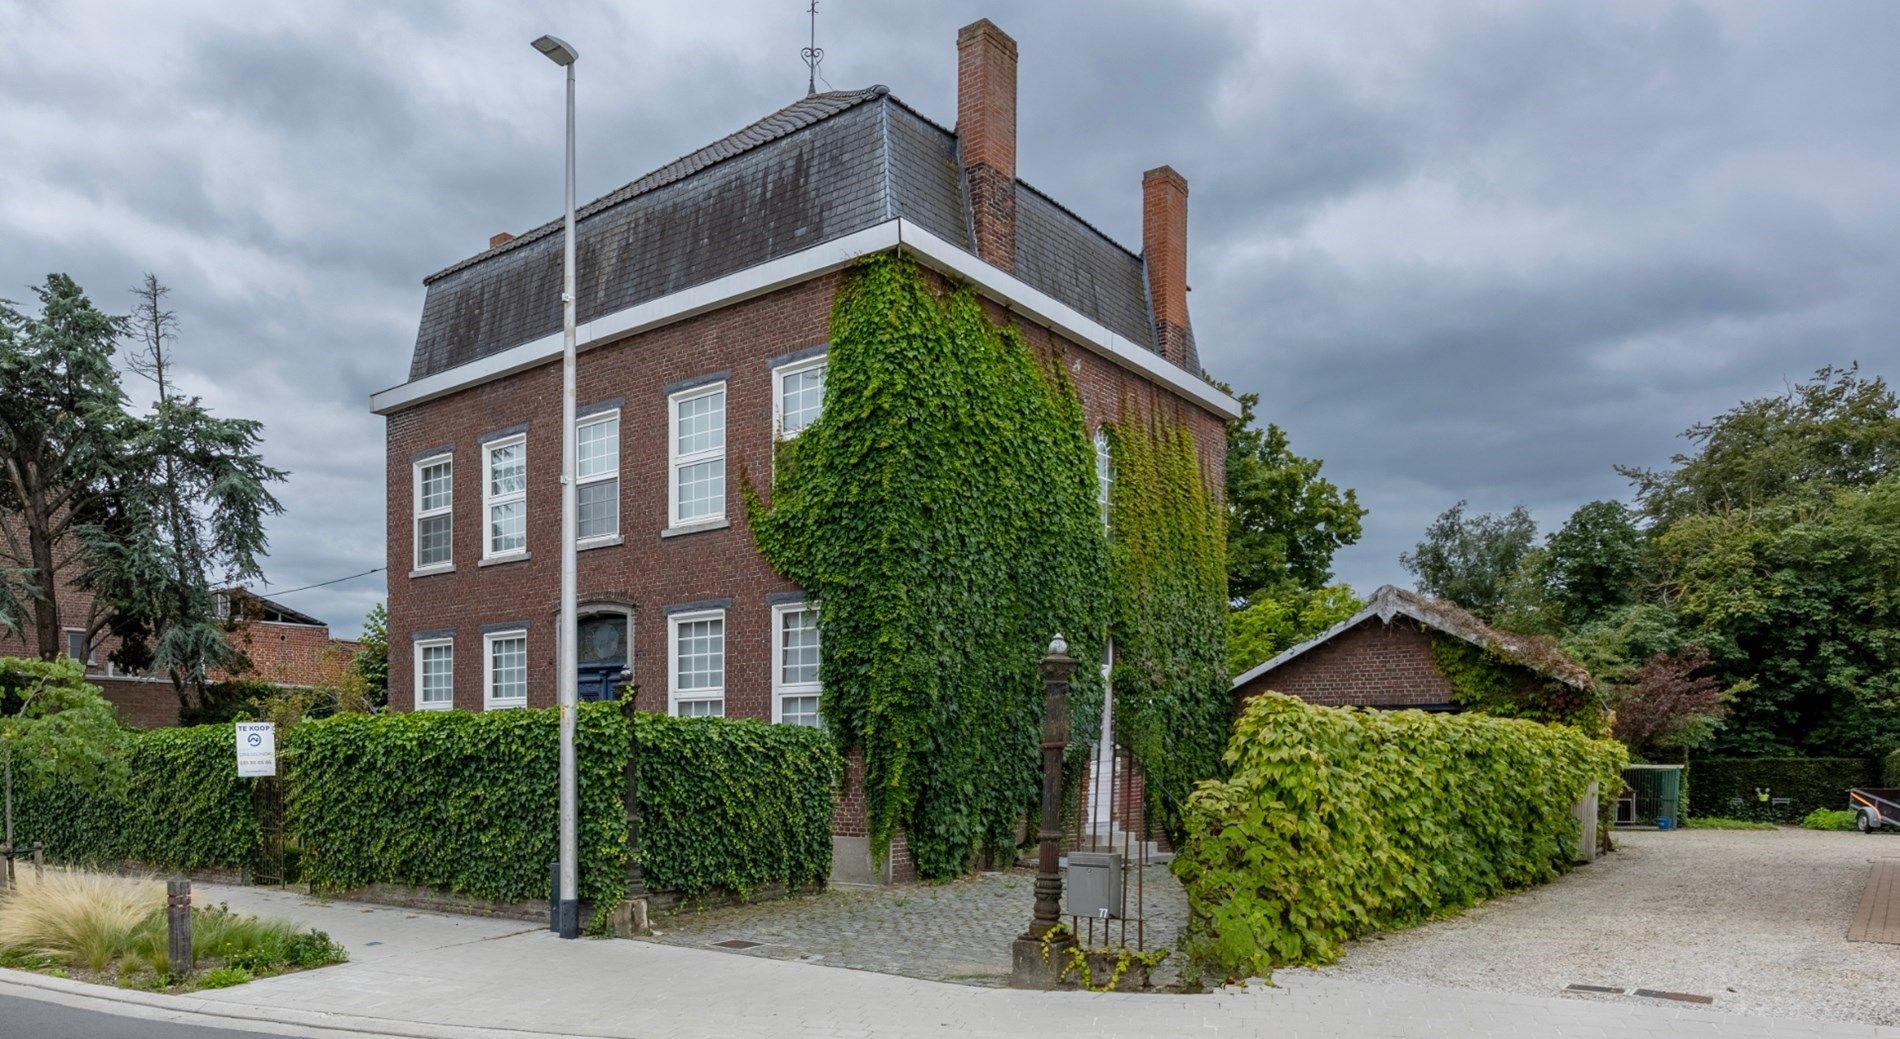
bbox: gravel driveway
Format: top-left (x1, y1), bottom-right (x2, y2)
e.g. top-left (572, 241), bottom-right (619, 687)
top-left (1285, 827), bottom-right (1900, 1027)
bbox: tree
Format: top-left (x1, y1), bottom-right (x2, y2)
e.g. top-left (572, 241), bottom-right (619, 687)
top-left (0, 273), bottom-right (285, 712)
top-left (349, 602), bottom-right (388, 709)
top-left (1542, 500), bottom-right (1645, 626)
top-left (0, 656), bottom-right (124, 856)
top-left (1400, 501), bottom-right (1538, 621)
top-left (1219, 388), bottom-right (1365, 605)
top-left (1609, 649), bottom-right (1728, 759)
top-left (1620, 364), bottom-right (1900, 526)
top-left (1226, 584), bottom-right (1362, 675)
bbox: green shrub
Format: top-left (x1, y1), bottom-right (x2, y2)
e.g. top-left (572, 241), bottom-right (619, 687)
top-left (1682, 817), bottom-right (1776, 830)
top-left (633, 713), bottom-right (838, 899)
top-left (287, 703), bottom-right (631, 910)
top-left (10, 724), bottom-right (261, 872)
top-left (195, 966), bottom-right (253, 989)
top-left (1801, 808), bottom-right (1859, 831)
top-left (1173, 693), bottom-right (1625, 979)
top-left (1686, 757), bottom-right (1873, 821)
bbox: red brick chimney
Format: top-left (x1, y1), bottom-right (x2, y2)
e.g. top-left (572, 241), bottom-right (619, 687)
top-left (957, 19), bottom-right (1017, 271)
top-left (489, 231), bottom-right (516, 249)
top-left (1142, 166), bottom-right (1193, 369)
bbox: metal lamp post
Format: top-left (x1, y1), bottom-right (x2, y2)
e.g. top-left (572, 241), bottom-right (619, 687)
top-left (1010, 633), bottom-right (1074, 988)
top-left (531, 31), bottom-right (581, 941)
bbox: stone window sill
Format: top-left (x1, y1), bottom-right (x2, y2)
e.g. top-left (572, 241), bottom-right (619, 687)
top-left (409, 564), bottom-right (455, 579)
top-left (479, 552), bottom-right (531, 568)
top-left (579, 535), bottom-right (624, 552)
top-left (660, 519), bottom-right (730, 539)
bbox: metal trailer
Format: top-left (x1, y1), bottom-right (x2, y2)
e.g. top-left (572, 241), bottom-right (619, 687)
top-left (1848, 788), bottom-right (1900, 833)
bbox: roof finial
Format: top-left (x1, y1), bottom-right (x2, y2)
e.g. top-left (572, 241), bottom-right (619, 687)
top-left (802, 0), bottom-right (825, 96)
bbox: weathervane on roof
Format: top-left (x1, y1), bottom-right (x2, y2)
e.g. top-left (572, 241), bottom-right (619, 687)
top-left (802, 0), bottom-right (825, 96)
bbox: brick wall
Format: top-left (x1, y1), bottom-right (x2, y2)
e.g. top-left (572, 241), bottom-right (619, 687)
top-left (1234, 617), bottom-right (1460, 711)
top-left (217, 622), bottom-right (361, 689)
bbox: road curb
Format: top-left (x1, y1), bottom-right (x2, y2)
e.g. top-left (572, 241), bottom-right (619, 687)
top-left (0, 968), bottom-right (618, 1039)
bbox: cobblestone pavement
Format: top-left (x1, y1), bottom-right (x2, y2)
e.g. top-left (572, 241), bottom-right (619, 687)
top-left (641, 864), bottom-right (1189, 987)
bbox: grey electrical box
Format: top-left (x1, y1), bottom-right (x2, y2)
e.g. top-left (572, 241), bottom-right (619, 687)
top-left (1065, 852), bottom-right (1124, 919)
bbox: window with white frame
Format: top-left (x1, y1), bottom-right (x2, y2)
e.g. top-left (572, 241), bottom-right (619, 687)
top-left (63, 628), bottom-right (94, 666)
top-left (774, 356), bottom-right (826, 439)
top-left (576, 411), bottom-right (619, 541)
top-left (669, 384), bottom-right (725, 526)
top-left (484, 630), bottom-right (528, 708)
top-left (1094, 428), bottom-right (1114, 531)
top-left (414, 455), bottom-right (453, 569)
top-left (483, 435), bottom-right (527, 558)
top-left (668, 610), bottom-right (725, 717)
top-left (416, 639), bottom-right (454, 710)
top-left (772, 604), bottom-right (821, 727)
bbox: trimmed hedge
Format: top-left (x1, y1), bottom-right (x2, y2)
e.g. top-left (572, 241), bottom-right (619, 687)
top-left (1686, 757), bottom-right (1874, 822)
top-left (287, 703), bottom-right (632, 910)
top-left (1173, 693), bottom-right (1625, 978)
top-left (633, 713), bottom-right (839, 898)
top-left (11, 724), bottom-right (261, 872)
top-left (287, 705), bottom-right (839, 913)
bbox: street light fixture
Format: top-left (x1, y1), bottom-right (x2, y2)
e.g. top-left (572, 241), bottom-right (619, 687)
top-left (533, 31), bottom-right (581, 941)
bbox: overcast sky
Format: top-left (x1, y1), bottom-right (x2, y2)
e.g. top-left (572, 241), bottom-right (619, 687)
top-left (3, 1), bottom-right (1895, 636)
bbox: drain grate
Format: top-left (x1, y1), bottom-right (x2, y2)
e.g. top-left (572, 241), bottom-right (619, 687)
top-left (1563, 984), bottom-right (1623, 994)
top-left (1565, 984), bottom-right (1714, 1005)
top-left (711, 939), bottom-right (763, 950)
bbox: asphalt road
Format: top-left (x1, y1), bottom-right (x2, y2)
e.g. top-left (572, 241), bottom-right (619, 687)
top-left (0, 992), bottom-right (312, 1039)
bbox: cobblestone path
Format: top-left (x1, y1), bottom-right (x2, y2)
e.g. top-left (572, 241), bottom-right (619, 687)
top-left (641, 864), bottom-right (1188, 988)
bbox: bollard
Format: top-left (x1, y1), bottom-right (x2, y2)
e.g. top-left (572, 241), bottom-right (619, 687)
top-left (167, 876), bottom-right (193, 977)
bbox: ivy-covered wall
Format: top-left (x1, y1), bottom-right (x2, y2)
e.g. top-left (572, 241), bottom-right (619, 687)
top-left (750, 255), bottom-right (1231, 876)
top-left (1429, 635), bottom-right (1607, 735)
top-left (1106, 409), bottom-right (1231, 839)
top-left (751, 255), bottom-right (1109, 878)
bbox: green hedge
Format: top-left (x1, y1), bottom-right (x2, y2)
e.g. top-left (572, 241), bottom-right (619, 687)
top-left (286, 703), bottom-right (631, 910)
top-left (633, 713), bottom-right (839, 898)
top-left (1686, 757), bottom-right (1874, 821)
top-left (1173, 693), bottom-right (1625, 978)
top-left (11, 724), bottom-right (261, 872)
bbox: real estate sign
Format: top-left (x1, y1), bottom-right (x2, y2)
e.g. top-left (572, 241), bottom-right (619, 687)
top-left (236, 721), bottom-right (276, 778)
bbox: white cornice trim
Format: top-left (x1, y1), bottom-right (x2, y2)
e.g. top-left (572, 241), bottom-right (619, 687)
top-left (370, 219), bottom-right (1241, 420)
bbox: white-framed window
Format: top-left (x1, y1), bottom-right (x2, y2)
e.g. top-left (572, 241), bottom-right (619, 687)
top-left (483, 435), bottom-right (527, 559)
top-left (63, 628), bottom-right (95, 666)
top-left (668, 383), bottom-right (726, 527)
top-left (484, 629), bottom-right (528, 709)
top-left (576, 411), bottom-right (620, 542)
top-left (667, 609), bottom-right (725, 717)
top-left (415, 638), bottom-right (454, 711)
top-left (1094, 428), bottom-right (1114, 531)
top-left (771, 604), bottom-right (821, 727)
top-left (413, 454), bottom-right (453, 570)
top-left (773, 356), bottom-right (826, 440)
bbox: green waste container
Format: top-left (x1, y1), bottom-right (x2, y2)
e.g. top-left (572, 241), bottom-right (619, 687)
top-left (1618, 765), bottom-right (1683, 828)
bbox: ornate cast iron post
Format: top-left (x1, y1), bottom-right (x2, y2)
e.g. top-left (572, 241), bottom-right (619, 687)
top-left (1011, 633), bottom-right (1075, 987)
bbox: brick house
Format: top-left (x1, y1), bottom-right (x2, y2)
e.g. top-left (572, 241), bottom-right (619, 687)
top-left (371, 19), bottom-right (1240, 881)
top-left (1230, 584), bottom-right (1592, 713)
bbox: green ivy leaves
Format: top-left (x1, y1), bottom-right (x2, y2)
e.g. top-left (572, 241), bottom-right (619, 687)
top-left (1173, 693), bottom-right (1627, 979)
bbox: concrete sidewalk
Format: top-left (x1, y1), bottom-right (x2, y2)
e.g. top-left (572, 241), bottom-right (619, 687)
top-left (2, 880), bottom-right (1893, 1039)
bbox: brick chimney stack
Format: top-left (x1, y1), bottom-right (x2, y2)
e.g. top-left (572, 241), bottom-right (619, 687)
top-left (1142, 166), bottom-right (1194, 370)
top-left (957, 19), bottom-right (1018, 271)
top-left (489, 231), bottom-right (516, 249)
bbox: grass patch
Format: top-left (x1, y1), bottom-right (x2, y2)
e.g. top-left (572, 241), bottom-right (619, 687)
top-left (0, 869), bottom-right (346, 990)
top-left (1801, 808), bottom-right (1859, 831)
top-left (1683, 817), bottom-right (1778, 830)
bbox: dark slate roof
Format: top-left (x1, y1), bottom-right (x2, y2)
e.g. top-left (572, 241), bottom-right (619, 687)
top-left (408, 87), bottom-right (1164, 382)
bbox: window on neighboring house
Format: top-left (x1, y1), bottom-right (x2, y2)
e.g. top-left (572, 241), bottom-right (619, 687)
top-left (576, 411), bottom-right (619, 542)
top-left (1094, 428), bottom-right (1114, 531)
top-left (772, 604), bottom-right (821, 727)
top-left (414, 454), bottom-right (453, 569)
top-left (774, 356), bottom-right (826, 439)
top-left (416, 639), bottom-right (454, 710)
top-left (484, 630), bottom-right (528, 709)
top-left (668, 610), bottom-right (724, 717)
top-left (669, 384), bottom-right (725, 527)
top-left (484, 435), bottom-right (527, 558)
top-left (63, 628), bottom-right (94, 666)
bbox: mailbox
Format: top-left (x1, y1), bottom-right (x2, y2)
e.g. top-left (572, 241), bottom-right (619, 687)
top-left (1065, 851), bottom-right (1123, 919)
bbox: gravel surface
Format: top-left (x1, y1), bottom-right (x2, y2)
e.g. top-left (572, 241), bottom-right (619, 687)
top-left (1283, 827), bottom-right (1900, 1027)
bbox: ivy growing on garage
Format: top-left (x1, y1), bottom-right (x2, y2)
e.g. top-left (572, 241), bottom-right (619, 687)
top-left (749, 255), bottom-right (1110, 878)
top-left (1429, 635), bottom-right (1607, 735)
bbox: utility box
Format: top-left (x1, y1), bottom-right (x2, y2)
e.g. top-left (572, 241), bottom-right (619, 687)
top-left (1065, 852), bottom-right (1123, 919)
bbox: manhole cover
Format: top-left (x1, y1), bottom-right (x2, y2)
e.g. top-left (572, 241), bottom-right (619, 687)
top-left (711, 939), bottom-right (763, 950)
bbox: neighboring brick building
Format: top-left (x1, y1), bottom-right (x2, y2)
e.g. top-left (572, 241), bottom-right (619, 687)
top-left (1231, 585), bottom-right (1591, 713)
top-left (370, 20), bottom-right (1239, 882)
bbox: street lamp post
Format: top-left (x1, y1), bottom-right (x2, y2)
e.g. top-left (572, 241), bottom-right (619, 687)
top-left (532, 31), bottom-right (581, 941)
